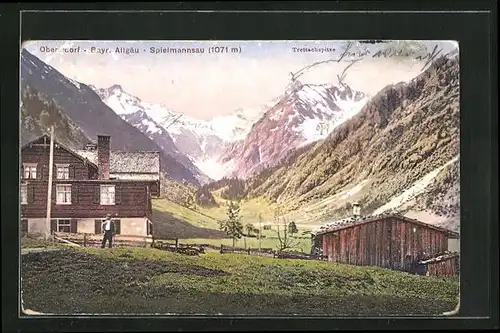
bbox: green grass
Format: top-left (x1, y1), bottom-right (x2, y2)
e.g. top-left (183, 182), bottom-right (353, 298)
top-left (153, 198), bottom-right (221, 230)
top-left (21, 246), bottom-right (460, 315)
top-left (152, 197), bottom-right (313, 252)
top-left (178, 237), bottom-right (312, 253)
top-left (21, 236), bottom-right (65, 249)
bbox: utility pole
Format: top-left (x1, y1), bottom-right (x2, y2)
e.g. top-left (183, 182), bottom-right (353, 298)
top-left (45, 126), bottom-right (55, 240)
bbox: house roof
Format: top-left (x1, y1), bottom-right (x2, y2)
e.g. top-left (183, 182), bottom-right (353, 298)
top-left (21, 134), bottom-right (160, 175)
top-left (75, 150), bottom-right (160, 174)
top-left (21, 134), bottom-right (99, 169)
top-left (314, 213), bottom-right (460, 238)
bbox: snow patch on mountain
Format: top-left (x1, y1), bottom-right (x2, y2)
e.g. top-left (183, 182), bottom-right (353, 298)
top-left (373, 155), bottom-right (460, 215)
top-left (193, 157), bottom-right (237, 181)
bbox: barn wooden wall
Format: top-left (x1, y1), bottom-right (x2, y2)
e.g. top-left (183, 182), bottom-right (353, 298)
top-left (322, 217), bottom-right (449, 270)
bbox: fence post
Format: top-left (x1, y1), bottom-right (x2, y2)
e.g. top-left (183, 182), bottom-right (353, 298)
top-left (144, 237), bottom-right (147, 248)
top-left (83, 233), bottom-right (87, 247)
top-left (175, 238), bottom-right (179, 249)
top-left (247, 248), bottom-right (250, 255)
top-left (220, 244), bottom-right (223, 254)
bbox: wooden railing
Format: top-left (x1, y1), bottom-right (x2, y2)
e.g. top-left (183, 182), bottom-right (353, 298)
top-left (54, 232), bottom-right (153, 247)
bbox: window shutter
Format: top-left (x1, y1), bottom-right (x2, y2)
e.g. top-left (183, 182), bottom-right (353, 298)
top-left (69, 165), bottom-right (76, 179)
top-left (27, 184), bottom-right (35, 204)
top-left (72, 184), bottom-right (79, 204)
top-left (114, 219), bottom-right (121, 235)
top-left (115, 185), bottom-right (122, 204)
top-left (95, 219), bottom-right (102, 234)
top-left (21, 165), bottom-right (25, 179)
top-left (37, 164), bottom-right (42, 179)
top-left (93, 185), bottom-right (100, 204)
top-left (21, 219), bottom-right (28, 234)
top-left (53, 165), bottom-right (57, 179)
top-left (52, 184), bottom-right (56, 202)
top-left (50, 219), bottom-right (57, 233)
top-left (42, 164), bottom-right (48, 180)
top-left (70, 219), bottom-right (78, 233)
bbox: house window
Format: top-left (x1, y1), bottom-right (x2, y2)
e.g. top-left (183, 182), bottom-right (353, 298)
top-left (56, 184), bottom-right (72, 204)
top-left (23, 164), bottom-right (37, 179)
top-left (57, 219), bottom-right (71, 233)
top-left (56, 164), bottom-right (70, 179)
top-left (20, 184), bottom-right (28, 204)
top-left (100, 185), bottom-right (115, 205)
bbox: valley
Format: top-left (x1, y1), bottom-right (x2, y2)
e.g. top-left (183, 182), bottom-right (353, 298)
top-left (19, 40), bottom-right (461, 317)
top-left (20, 43), bottom-right (460, 248)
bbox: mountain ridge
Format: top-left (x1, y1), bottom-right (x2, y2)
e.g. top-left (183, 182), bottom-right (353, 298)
top-left (20, 49), bottom-right (201, 186)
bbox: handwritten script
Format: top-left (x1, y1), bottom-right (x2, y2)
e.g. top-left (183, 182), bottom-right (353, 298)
top-left (291, 42), bottom-right (445, 83)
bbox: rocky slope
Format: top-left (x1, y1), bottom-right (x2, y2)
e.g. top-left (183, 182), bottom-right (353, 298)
top-left (120, 110), bottom-right (211, 184)
top-left (20, 49), bottom-right (200, 185)
top-left (20, 82), bottom-right (91, 150)
top-left (246, 56), bottom-right (460, 230)
top-left (218, 81), bottom-right (368, 178)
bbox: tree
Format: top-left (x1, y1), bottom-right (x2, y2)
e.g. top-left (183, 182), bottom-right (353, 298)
top-left (218, 201), bottom-right (243, 247)
top-left (245, 223), bottom-right (255, 236)
top-left (183, 193), bottom-right (195, 209)
top-left (288, 221), bottom-right (298, 235)
top-left (273, 206), bottom-right (300, 252)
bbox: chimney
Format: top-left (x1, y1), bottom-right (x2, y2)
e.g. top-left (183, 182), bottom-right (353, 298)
top-left (352, 201), bottom-right (361, 218)
top-left (97, 135), bottom-right (110, 180)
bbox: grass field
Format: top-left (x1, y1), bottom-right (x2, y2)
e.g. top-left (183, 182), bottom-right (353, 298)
top-left (21, 246), bottom-right (459, 315)
top-left (152, 197), bottom-right (314, 252)
top-left (172, 237), bottom-right (312, 253)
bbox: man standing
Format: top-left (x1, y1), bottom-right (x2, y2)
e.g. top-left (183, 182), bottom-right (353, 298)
top-left (101, 214), bottom-right (115, 248)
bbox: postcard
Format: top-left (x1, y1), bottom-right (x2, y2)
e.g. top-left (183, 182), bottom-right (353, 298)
top-left (19, 39), bottom-right (460, 316)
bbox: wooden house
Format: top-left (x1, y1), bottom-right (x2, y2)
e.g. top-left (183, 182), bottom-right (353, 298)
top-left (314, 213), bottom-right (460, 274)
top-left (20, 134), bottom-right (158, 237)
top-left (76, 145), bottom-right (160, 197)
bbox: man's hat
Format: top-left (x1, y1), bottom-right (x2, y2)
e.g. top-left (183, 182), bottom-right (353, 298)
top-left (106, 214), bottom-right (112, 218)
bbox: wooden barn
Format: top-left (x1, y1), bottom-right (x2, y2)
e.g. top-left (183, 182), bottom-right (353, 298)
top-left (314, 214), bottom-right (460, 275)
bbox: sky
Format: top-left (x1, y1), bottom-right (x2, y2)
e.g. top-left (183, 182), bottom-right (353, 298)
top-left (23, 40), bottom-right (458, 120)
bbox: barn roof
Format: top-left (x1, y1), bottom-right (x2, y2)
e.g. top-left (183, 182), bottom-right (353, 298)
top-left (75, 150), bottom-right (160, 174)
top-left (418, 252), bottom-right (459, 265)
top-left (314, 213), bottom-right (459, 238)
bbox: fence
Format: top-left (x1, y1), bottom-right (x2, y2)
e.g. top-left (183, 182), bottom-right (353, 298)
top-left (219, 244), bottom-right (326, 260)
top-left (53, 232), bottom-right (153, 248)
top-left (52, 233), bottom-right (323, 260)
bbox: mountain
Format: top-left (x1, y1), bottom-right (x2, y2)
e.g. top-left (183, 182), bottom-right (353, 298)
top-left (118, 110), bottom-right (211, 184)
top-left (20, 83), bottom-right (92, 150)
top-left (245, 56), bottom-right (460, 231)
top-left (20, 49), bottom-right (200, 186)
top-left (218, 80), bottom-right (368, 178)
top-left (92, 84), bottom-right (270, 180)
